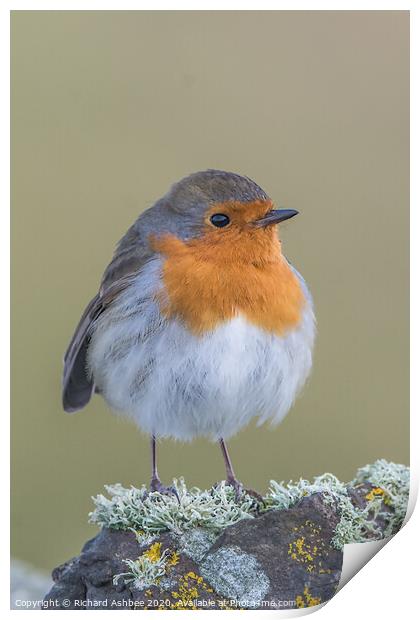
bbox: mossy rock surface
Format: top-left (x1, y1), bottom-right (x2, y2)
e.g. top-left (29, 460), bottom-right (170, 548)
top-left (44, 473), bottom-right (405, 610)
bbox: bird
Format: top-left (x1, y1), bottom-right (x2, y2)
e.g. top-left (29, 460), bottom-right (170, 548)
top-left (62, 170), bottom-right (315, 498)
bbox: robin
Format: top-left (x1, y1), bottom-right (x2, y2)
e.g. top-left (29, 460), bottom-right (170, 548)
top-left (63, 170), bottom-right (315, 498)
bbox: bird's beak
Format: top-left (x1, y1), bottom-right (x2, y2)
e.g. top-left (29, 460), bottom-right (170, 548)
top-left (253, 209), bottom-right (299, 228)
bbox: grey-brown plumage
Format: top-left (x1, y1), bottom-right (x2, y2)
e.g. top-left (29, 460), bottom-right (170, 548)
top-left (62, 170), bottom-right (269, 412)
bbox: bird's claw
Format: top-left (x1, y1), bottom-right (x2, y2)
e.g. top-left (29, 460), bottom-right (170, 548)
top-left (214, 478), bottom-right (265, 506)
top-left (225, 477), bottom-right (244, 500)
top-left (149, 478), bottom-right (180, 504)
top-left (243, 487), bottom-right (265, 505)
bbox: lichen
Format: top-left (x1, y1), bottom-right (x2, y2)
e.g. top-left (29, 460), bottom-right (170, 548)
top-left (100, 461), bottom-right (409, 606)
top-left (168, 571), bottom-right (214, 609)
top-left (200, 545), bottom-right (270, 609)
top-left (365, 487), bottom-right (387, 503)
top-left (90, 479), bottom-right (257, 537)
top-left (130, 528), bottom-right (158, 546)
top-left (295, 586), bottom-right (321, 608)
top-left (113, 542), bottom-right (170, 590)
top-left (91, 459), bottom-right (409, 578)
top-left (288, 521), bottom-right (330, 573)
top-left (142, 541), bottom-right (163, 563)
top-left (113, 541), bottom-right (180, 591)
top-left (175, 528), bottom-right (219, 563)
top-left (325, 489), bottom-right (383, 549)
top-left (266, 472), bottom-right (349, 511)
top-left (167, 550), bottom-right (180, 567)
top-left (266, 460), bottom-right (410, 549)
top-left (352, 459), bottom-right (409, 535)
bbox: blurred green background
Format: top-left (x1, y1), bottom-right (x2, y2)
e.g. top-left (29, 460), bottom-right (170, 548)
top-left (11, 11), bottom-right (409, 571)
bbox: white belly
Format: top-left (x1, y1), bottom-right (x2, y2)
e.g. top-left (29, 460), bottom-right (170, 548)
top-left (87, 260), bottom-right (315, 441)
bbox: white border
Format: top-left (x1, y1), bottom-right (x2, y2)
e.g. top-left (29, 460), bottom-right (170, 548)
top-left (3, 2), bottom-right (416, 617)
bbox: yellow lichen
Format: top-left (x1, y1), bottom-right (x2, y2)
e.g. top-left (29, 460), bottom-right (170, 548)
top-left (295, 595), bottom-right (305, 608)
top-left (143, 542), bottom-right (162, 563)
top-left (288, 536), bottom-right (317, 571)
top-left (295, 586), bottom-right (321, 608)
top-left (365, 487), bottom-right (384, 500)
top-left (303, 586), bottom-right (321, 607)
top-left (168, 550), bottom-right (180, 567)
top-left (365, 486), bottom-right (391, 506)
top-left (167, 572), bottom-right (214, 609)
top-left (288, 522), bottom-right (329, 573)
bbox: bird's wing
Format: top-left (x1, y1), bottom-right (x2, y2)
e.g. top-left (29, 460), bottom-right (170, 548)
top-left (62, 223), bottom-right (153, 413)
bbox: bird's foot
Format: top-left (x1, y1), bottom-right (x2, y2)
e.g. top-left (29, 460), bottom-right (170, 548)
top-left (149, 477), bottom-right (180, 503)
top-left (221, 477), bottom-right (265, 506)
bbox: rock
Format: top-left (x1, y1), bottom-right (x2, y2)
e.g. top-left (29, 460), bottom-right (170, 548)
top-left (44, 461), bottom-right (408, 610)
top-left (44, 558), bottom-right (86, 610)
top-left (200, 494), bottom-right (342, 608)
top-left (346, 482), bottom-right (401, 539)
top-left (44, 493), bottom-right (355, 610)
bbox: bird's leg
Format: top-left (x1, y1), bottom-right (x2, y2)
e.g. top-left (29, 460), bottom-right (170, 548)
top-left (149, 435), bottom-right (179, 502)
top-left (219, 438), bottom-right (242, 494)
top-left (150, 435), bottom-right (160, 489)
top-left (219, 438), bottom-right (264, 504)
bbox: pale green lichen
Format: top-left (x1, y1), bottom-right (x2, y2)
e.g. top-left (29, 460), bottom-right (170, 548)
top-left (174, 528), bottom-right (219, 563)
top-left (352, 459), bottom-right (409, 536)
top-left (265, 461), bottom-right (409, 549)
top-left (265, 472), bottom-right (349, 511)
top-left (129, 528), bottom-right (158, 546)
top-left (90, 460), bottom-right (409, 555)
top-left (324, 489), bottom-right (383, 549)
top-left (113, 542), bottom-right (170, 590)
top-left (200, 545), bottom-right (270, 609)
top-left (89, 479), bottom-right (256, 536)
top-left (266, 472), bottom-right (384, 548)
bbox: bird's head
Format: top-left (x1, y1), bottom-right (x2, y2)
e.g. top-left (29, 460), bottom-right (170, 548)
top-left (153, 169), bottom-right (298, 250)
top-left (144, 170), bottom-right (304, 335)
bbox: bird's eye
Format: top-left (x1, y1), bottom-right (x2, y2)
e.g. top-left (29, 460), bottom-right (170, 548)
top-left (210, 213), bottom-right (230, 228)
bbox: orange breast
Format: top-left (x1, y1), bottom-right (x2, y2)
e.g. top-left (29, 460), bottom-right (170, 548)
top-left (151, 226), bottom-right (304, 336)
